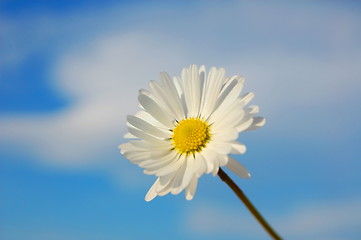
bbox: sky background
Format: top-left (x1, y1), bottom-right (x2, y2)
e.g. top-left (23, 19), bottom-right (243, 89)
top-left (1, 0), bottom-right (361, 239)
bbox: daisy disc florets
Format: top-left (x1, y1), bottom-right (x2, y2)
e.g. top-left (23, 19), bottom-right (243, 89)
top-left (119, 64), bottom-right (265, 201)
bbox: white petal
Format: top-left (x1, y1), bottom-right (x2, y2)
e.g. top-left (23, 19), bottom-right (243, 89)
top-left (244, 117), bottom-right (266, 132)
top-left (211, 128), bottom-right (239, 142)
top-left (145, 154), bottom-right (184, 176)
top-left (226, 156), bottom-right (251, 179)
top-left (198, 65), bottom-right (207, 114)
top-left (150, 149), bottom-right (173, 159)
top-left (236, 117), bottom-right (254, 132)
top-left (124, 132), bottom-right (136, 139)
top-left (200, 67), bottom-right (225, 118)
top-left (147, 82), bottom-right (175, 117)
top-left (171, 76), bottom-right (184, 100)
top-left (149, 80), bottom-right (184, 121)
top-left (124, 151), bottom-right (150, 163)
top-left (145, 178), bottom-right (159, 202)
top-left (181, 156), bottom-right (195, 189)
top-left (214, 76), bottom-right (244, 112)
top-left (127, 115), bottom-right (170, 138)
top-left (118, 143), bottom-right (136, 154)
top-left (207, 141), bottom-right (232, 155)
top-left (143, 161), bottom-right (177, 174)
top-left (173, 75), bottom-right (189, 116)
top-left (212, 154), bottom-right (228, 176)
top-left (210, 112), bottom-right (244, 132)
top-left (212, 165), bottom-right (219, 176)
top-left (138, 93), bottom-right (174, 128)
top-left (129, 140), bottom-right (171, 150)
top-left (134, 111), bottom-right (167, 130)
top-left (140, 158), bottom-right (172, 169)
top-left (211, 155), bottom-right (228, 176)
top-left (140, 151), bottom-right (176, 169)
top-left (239, 92), bottom-right (255, 107)
top-left (170, 157), bottom-right (187, 195)
top-left (198, 65), bottom-right (206, 95)
top-left (182, 64), bottom-right (202, 117)
top-left (194, 152), bottom-right (207, 177)
top-left (185, 177), bottom-right (198, 200)
top-left (156, 173), bottom-right (176, 196)
top-left (119, 142), bottom-right (151, 155)
top-left (189, 64), bottom-right (202, 117)
top-left (217, 154), bottom-right (229, 166)
top-left (209, 99), bottom-right (245, 129)
top-left (160, 72), bottom-right (185, 119)
top-left (200, 148), bottom-right (218, 174)
top-left (127, 126), bottom-right (165, 144)
top-left (230, 142), bottom-right (247, 154)
top-left (246, 105), bottom-right (259, 115)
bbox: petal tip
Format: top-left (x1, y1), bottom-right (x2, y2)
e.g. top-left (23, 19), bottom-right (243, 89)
top-left (145, 196), bottom-right (155, 202)
top-left (144, 178), bottom-right (160, 202)
top-left (186, 195), bottom-right (194, 201)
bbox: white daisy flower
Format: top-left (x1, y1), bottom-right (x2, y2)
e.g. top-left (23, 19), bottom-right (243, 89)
top-left (119, 64), bottom-right (265, 201)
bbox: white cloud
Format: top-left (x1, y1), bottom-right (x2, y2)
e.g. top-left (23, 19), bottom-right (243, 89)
top-left (0, 1), bottom-right (360, 171)
top-left (185, 197), bottom-right (361, 240)
top-left (185, 202), bottom-right (263, 239)
top-left (278, 198), bottom-right (361, 238)
top-left (0, 31), bottom-right (189, 168)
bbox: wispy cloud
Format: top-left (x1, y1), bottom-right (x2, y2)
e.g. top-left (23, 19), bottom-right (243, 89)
top-left (0, 1), bottom-right (360, 172)
top-left (184, 197), bottom-right (361, 240)
top-left (278, 198), bottom-right (361, 238)
top-left (0, 31), bottom-right (188, 167)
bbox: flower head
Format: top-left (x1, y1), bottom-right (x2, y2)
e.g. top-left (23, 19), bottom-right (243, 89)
top-left (119, 65), bottom-right (265, 201)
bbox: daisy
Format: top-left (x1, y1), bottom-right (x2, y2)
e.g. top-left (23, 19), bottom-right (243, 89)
top-left (119, 64), bottom-right (265, 201)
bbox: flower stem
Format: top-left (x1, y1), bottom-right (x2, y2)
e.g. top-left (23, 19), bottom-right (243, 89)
top-left (217, 168), bottom-right (282, 240)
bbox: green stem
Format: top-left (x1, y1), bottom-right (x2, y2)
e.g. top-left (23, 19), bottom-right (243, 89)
top-left (217, 168), bottom-right (282, 240)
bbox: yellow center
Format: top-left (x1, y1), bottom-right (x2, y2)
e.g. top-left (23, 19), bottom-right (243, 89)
top-left (171, 117), bottom-right (211, 155)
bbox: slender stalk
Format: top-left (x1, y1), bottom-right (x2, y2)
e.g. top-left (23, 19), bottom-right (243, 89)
top-left (217, 168), bottom-right (282, 240)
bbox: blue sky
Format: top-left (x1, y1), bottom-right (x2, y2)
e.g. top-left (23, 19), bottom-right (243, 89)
top-left (1, 0), bottom-right (361, 239)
